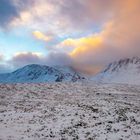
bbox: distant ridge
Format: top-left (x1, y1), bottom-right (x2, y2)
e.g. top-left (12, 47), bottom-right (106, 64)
top-left (92, 57), bottom-right (140, 85)
top-left (0, 64), bottom-right (86, 83)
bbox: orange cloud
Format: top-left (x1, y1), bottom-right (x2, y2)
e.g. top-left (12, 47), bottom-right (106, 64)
top-left (32, 31), bottom-right (52, 42)
top-left (55, 33), bottom-right (106, 74)
top-left (66, 0), bottom-right (140, 74)
top-left (56, 34), bottom-right (104, 54)
top-left (52, 0), bottom-right (140, 74)
top-left (69, 35), bottom-right (103, 56)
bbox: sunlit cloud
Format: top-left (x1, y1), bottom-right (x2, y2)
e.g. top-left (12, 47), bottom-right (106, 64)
top-left (32, 31), bottom-right (52, 42)
top-left (69, 35), bottom-right (103, 56)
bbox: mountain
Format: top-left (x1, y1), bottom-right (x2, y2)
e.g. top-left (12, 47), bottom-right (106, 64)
top-left (0, 64), bottom-right (86, 83)
top-left (92, 57), bottom-right (140, 85)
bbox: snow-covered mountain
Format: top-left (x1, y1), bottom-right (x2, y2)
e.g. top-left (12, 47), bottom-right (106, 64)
top-left (1, 57), bottom-right (140, 84)
top-left (0, 64), bottom-right (86, 83)
top-left (92, 57), bottom-right (140, 85)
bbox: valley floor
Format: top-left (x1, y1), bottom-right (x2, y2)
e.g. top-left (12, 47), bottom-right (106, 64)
top-left (0, 82), bottom-right (140, 140)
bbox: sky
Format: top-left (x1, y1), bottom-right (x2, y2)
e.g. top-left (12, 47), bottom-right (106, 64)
top-left (0, 0), bottom-right (140, 74)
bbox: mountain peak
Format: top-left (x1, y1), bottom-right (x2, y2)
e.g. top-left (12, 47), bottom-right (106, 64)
top-left (93, 56), bottom-right (140, 85)
top-left (0, 64), bottom-right (86, 83)
top-left (103, 57), bottom-right (140, 73)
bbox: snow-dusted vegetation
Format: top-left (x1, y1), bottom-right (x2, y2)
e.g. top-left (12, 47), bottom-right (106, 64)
top-left (0, 82), bottom-right (140, 140)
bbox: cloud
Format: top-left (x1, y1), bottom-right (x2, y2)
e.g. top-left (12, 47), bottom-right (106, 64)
top-left (7, 51), bottom-right (72, 70)
top-left (59, 0), bottom-right (114, 30)
top-left (0, 54), bottom-right (4, 61)
top-left (9, 0), bottom-right (61, 31)
top-left (2, 0), bottom-right (116, 35)
top-left (0, 0), bottom-right (19, 27)
top-left (55, 33), bottom-right (109, 74)
top-left (0, 0), bottom-right (140, 74)
top-left (52, 0), bottom-right (140, 74)
top-left (0, 0), bottom-right (35, 28)
top-left (45, 51), bottom-right (72, 66)
top-left (103, 0), bottom-right (140, 57)
top-left (9, 52), bottom-right (44, 68)
top-left (32, 31), bottom-right (52, 42)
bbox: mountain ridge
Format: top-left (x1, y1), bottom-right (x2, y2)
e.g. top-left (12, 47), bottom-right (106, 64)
top-left (0, 64), bottom-right (86, 83)
top-left (92, 56), bottom-right (140, 85)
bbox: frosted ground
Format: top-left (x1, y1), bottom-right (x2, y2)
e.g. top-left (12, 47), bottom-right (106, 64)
top-left (0, 82), bottom-right (140, 140)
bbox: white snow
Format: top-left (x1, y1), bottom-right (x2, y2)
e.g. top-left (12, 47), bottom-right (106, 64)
top-left (0, 82), bottom-right (139, 140)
